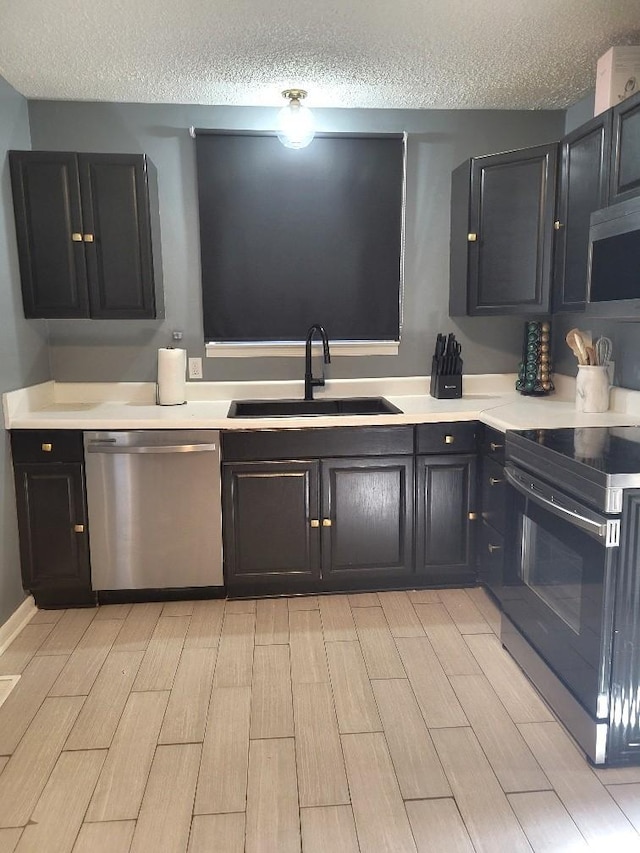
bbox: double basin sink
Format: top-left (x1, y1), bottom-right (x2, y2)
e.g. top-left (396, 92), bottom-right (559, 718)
top-left (228, 396), bottom-right (403, 418)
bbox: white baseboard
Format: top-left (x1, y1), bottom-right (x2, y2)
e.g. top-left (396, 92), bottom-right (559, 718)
top-left (0, 595), bottom-right (36, 656)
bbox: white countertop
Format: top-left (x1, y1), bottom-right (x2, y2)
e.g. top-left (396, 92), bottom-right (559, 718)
top-left (5, 374), bottom-right (640, 433)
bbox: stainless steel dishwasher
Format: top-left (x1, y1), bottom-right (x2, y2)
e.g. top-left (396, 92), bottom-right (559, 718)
top-left (84, 430), bottom-right (223, 590)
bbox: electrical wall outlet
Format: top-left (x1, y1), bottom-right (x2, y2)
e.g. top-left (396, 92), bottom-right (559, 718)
top-left (188, 357), bottom-right (203, 380)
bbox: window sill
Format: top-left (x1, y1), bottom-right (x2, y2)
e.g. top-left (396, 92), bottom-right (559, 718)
top-left (205, 341), bottom-right (399, 358)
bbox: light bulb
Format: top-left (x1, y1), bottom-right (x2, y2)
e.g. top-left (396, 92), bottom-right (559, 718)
top-left (277, 92), bottom-right (315, 149)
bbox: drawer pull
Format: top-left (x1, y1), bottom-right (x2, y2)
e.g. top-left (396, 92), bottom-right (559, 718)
top-left (467, 232), bottom-right (478, 242)
top-left (554, 220), bottom-right (564, 230)
top-left (41, 443), bottom-right (52, 452)
top-left (468, 512), bottom-right (478, 520)
top-left (489, 477), bottom-right (504, 486)
top-left (490, 442), bottom-right (504, 451)
top-left (322, 518), bottom-right (332, 527)
top-left (310, 519), bottom-right (320, 528)
top-left (444, 435), bottom-right (455, 444)
top-left (73, 524), bottom-right (84, 533)
top-left (488, 543), bottom-right (502, 554)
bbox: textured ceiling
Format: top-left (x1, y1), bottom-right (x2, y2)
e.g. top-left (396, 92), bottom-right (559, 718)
top-left (1, 0), bottom-right (640, 109)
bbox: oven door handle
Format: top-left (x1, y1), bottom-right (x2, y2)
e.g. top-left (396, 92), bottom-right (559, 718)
top-left (504, 467), bottom-right (620, 546)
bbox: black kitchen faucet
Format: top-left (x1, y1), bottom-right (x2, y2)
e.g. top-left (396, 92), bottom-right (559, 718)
top-left (304, 324), bottom-right (331, 400)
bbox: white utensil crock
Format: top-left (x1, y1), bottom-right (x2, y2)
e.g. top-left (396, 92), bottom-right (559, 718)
top-left (575, 365), bottom-right (610, 413)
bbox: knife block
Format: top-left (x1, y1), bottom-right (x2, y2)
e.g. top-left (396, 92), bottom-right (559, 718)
top-left (430, 373), bottom-right (462, 399)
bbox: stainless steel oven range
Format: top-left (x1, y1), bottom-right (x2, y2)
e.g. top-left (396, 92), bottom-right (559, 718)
top-left (498, 426), bottom-right (640, 766)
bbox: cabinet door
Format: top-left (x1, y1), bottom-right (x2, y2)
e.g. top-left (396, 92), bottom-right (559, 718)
top-left (9, 152), bottom-right (90, 318)
top-left (79, 154), bottom-right (158, 319)
top-left (321, 457), bottom-right (414, 581)
top-left (223, 461), bottom-right (321, 590)
top-left (416, 454), bottom-right (477, 583)
top-left (610, 91), bottom-right (640, 204)
top-left (13, 463), bottom-right (92, 604)
top-left (467, 145), bottom-right (557, 315)
top-left (553, 112), bottom-right (612, 312)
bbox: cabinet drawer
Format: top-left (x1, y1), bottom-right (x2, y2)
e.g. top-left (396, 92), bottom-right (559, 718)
top-left (415, 421), bottom-right (477, 454)
top-left (478, 521), bottom-right (504, 592)
top-left (222, 426), bottom-right (414, 462)
top-left (480, 425), bottom-right (506, 463)
top-left (481, 457), bottom-right (507, 534)
top-left (11, 430), bottom-right (84, 464)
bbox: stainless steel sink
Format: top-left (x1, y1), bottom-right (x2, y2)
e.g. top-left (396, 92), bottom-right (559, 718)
top-left (227, 396), bottom-right (403, 418)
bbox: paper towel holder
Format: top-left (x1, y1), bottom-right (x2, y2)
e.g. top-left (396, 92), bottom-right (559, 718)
top-left (156, 346), bottom-right (188, 406)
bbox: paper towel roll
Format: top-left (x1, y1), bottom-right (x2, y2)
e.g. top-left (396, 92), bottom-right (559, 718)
top-left (157, 347), bottom-right (186, 405)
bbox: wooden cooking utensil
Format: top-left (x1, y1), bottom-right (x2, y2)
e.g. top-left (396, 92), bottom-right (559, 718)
top-left (566, 329), bottom-right (587, 365)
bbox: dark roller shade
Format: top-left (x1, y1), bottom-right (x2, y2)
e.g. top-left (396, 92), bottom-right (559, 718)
top-left (195, 131), bottom-right (405, 343)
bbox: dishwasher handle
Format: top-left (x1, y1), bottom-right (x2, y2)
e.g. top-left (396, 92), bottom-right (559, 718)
top-left (86, 442), bottom-right (217, 454)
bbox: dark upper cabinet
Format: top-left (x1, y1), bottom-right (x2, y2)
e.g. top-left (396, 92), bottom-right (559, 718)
top-left (415, 454), bottom-right (477, 584)
top-left (9, 151), bottom-right (163, 319)
top-left (11, 430), bottom-right (93, 608)
top-left (450, 144), bottom-right (558, 316)
top-left (553, 112), bottom-right (612, 312)
top-left (320, 457), bottom-right (414, 580)
top-left (610, 90), bottom-right (640, 205)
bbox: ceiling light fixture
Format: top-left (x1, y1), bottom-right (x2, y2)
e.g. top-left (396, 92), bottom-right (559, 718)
top-left (277, 89), bottom-right (315, 149)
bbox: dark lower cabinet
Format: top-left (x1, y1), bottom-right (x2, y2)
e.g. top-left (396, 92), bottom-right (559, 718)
top-left (222, 460), bottom-right (321, 590)
top-left (222, 423), bottom-right (481, 595)
top-left (221, 426), bottom-right (418, 595)
top-left (321, 457), bottom-right (414, 581)
top-left (415, 454), bottom-right (477, 584)
top-left (13, 462), bottom-right (93, 607)
top-left (223, 453), bottom-right (414, 595)
top-left (11, 429), bottom-right (94, 608)
top-left (477, 425), bottom-right (507, 603)
top-left (9, 151), bottom-right (163, 319)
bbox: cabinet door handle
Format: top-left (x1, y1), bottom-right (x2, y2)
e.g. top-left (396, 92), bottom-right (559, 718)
top-left (444, 435), bottom-right (455, 444)
top-left (310, 519), bottom-right (320, 528)
top-left (489, 477), bottom-right (503, 486)
top-left (41, 443), bottom-right (52, 452)
top-left (468, 512), bottom-right (478, 520)
top-left (489, 442), bottom-right (504, 451)
top-left (322, 518), bottom-right (332, 527)
top-left (488, 543), bottom-right (502, 553)
top-left (71, 232), bottom-right (83, 242)
top-left (467, 232), bottom-right (478, 242)
top-left (554, 220), bottom-right (564, 230)
top-left (83, 234), bottom-right (95, 243)
top-left (74, 524), bottom-right (85, 533)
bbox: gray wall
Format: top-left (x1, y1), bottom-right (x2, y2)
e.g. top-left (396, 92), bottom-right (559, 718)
top-left (553, 90), bottom-right (640, 391)
top-left (28, 101), bottom-right (565, 382)
top-left (0, 78), bottom-right (51, 623)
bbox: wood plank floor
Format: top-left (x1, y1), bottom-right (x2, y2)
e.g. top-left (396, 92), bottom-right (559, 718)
top-left (0, 588), bottom-right (638, 852)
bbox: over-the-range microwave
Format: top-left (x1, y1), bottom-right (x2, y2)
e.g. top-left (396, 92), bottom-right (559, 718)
top-left (588, 195), bottom-right (640, 316)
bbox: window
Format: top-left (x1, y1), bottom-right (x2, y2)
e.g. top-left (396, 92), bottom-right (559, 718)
top-left (195, 131), bottom-right (406, 352)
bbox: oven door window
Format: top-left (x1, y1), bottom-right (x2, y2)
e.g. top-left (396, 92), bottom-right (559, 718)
top-left (521, 515), bottom-right (583, 634)
top-left (504, 493), bottom-right (616, 717)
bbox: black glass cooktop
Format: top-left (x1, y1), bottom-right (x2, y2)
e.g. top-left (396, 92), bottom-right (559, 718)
top-left (510, 426), bottom-right (640, 475)
top-left (506, 426), bottom-right (640, 513)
